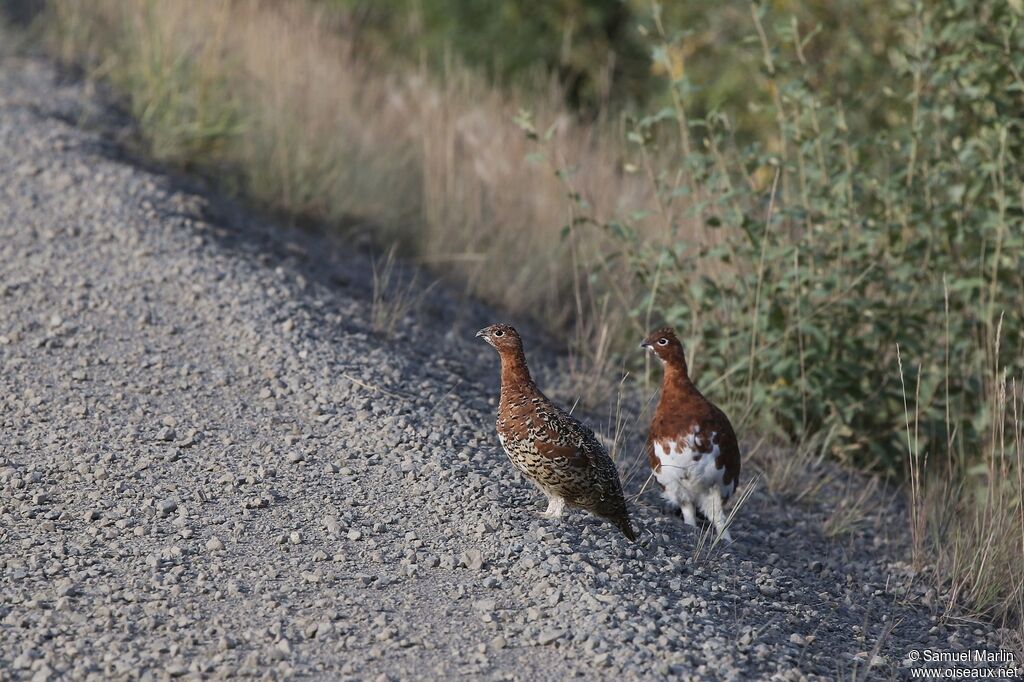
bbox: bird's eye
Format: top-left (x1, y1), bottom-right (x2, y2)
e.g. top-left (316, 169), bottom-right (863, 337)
top-left (658, 338), bottom-right (668, 346)
top-left (494, 330), bottom-right (504, 337)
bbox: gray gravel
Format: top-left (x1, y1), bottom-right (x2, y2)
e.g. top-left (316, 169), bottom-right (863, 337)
top-left (0, 53), bottom-right (1015, 680)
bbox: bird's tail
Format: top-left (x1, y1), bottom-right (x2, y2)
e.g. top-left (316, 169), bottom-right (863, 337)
top-left (614, 515), bottom-right (636, 542)
top-left (590, 499), bottom-right (637, 542)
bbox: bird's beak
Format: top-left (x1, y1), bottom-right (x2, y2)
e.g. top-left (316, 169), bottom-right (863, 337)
top-left (475, 328), bottom-right (488, 338)
top-left (639, 341), bottom-right (651, 350)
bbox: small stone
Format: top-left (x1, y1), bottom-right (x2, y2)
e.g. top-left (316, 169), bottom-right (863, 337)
top-left (290, 531), bottom-right (302, 545)
top-left (347, 529), bottom-right (362, 541)
top-left (206, 537), bottom-right (224, 551)
top-left (287, 452), bottom-right (304, 464)
top-left (537, 629), bottom-right (564, 645)
top-left (246, 496), bottom-right (270, 509)
top-left (55, 579), bottom-right (77, 597)
top-left (459, 549), bottom-right (484, 571)
top-left (473, 599), bottom-right (496, 613)
top-left (158, 498), bottom-right (178, 516)
top-left (156, 427), bottom-right (176, 442)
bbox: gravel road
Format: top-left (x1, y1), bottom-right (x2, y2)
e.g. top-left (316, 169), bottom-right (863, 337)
top-left (0, 53), bottom-right (1014, 681)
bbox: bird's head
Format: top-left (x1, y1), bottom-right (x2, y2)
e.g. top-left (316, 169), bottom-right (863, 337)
top-left (640, 327), bottom-right (686, 366)
top-left (475, 323), bottom-right (523, 355)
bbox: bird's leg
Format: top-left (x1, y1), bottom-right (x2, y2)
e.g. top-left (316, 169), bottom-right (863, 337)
top-left (679, 500), bottom-right (698, 528)
top-left (539, 496), bottom-right (566, 518)
top-left (662, 499), bottom-right (683, 517)
top-left (699, 493), bottom-right (733, 544)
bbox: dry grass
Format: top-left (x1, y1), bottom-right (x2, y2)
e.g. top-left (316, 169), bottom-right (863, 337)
top-left (45, 0), bottom-right (669, 344)
top-left (899, 336), bottom-right (1024, 640)
top-left (822, 476), bottom-right (882, 539)
top-left (370, 244), bottom-right (434, 338)
top-left (692, 473), bottom-right (760, 564)
top-left (747, 429), bottom-right (889, 540)
top-left (752, 429), bottom-right (831, 503)
top-left (935, 375), bottom-right (1023, 638)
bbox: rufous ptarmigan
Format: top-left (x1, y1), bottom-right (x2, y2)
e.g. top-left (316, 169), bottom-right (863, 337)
top-left (642, 327), bottom-right (741, 542)
top-left (476, 324), bottom-right (636, 541)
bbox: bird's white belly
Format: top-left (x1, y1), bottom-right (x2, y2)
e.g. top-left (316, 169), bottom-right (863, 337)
top-left (653, 432), bottom-right (730, 503)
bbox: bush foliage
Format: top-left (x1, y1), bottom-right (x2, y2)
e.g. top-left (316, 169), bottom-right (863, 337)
top-left (534, 0), bottom-right (1023, 472)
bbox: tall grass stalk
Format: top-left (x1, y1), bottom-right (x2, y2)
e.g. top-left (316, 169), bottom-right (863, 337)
top-left (899, 331), bottom-right (1024, 636)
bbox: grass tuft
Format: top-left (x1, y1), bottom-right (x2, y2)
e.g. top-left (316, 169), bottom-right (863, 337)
top-left (370, 245), bottom-right (434, 338)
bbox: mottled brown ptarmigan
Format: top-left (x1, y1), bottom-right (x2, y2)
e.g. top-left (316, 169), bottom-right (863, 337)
top-left (476, 324), bottom-right (636, 541)
top-left (642, 327), bottom-right (741, 542)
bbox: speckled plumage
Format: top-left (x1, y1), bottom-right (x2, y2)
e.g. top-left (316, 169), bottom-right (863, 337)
top-left (477, 324), bottom-right (636, 541)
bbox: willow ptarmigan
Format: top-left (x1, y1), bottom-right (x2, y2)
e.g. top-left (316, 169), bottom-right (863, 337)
top-left (642, 327), bottom-right (741, 542)
top-left (476, 324), bottom-right (636, 541)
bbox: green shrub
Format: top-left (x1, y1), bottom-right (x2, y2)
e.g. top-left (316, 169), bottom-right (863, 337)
top-left (535, 0), bottom-right (1024, 472)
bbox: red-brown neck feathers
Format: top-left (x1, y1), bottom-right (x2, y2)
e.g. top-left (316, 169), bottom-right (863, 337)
top-left (499, 347), bottom-right (533, 390)
top-left (658, 358), bottom-right (703, 418)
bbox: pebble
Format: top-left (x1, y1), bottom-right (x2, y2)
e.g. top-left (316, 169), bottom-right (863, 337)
top-left (459, 549), bottom-right (484, 571)
top-left (537, 629), bottom-right (564, 645)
